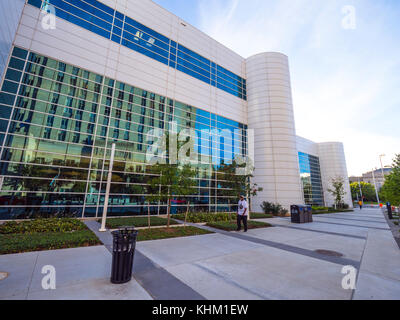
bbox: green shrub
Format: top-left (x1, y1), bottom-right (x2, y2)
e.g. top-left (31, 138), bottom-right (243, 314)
top-left (174, 212), bottom-right (233, 223)
top-left (261, 202), bottom-right (287, 216)
top-left (250, 213), bottom-right (273, 219)
top-left (0, 230), bottom-right (101, 255)
top-left (101, 216), bottom-right (179, 229)
top-left (312, 206), bottom-right (329, 211)
top-left (137, 226), bottom-right (213, 242)
top-left (0, 218), bottom-right (88, 235)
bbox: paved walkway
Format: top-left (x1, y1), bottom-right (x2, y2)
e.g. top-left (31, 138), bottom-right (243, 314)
top-left (1, 208), bottom-right (399, 300)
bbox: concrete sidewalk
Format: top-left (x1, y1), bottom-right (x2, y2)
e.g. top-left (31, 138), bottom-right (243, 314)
top-left (1, 208), bottom-right (399, 300)
top-left (0, 245), bottom-right (152, 300)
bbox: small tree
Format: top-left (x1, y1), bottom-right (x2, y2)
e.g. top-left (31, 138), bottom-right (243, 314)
top-left (380, 154), bottom-right (400, 206)
top-left (350, 181), bottom-right (377, 202)
top-left (328, 177), bottom-right (346, 208)
top-left (216, 161), bottom-right (262, 219)
top-left (148, 164), bottom-right (197, 228)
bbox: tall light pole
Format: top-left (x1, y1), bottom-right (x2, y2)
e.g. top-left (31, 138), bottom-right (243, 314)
top-left (371, 168), bottom-right (380, 204)
top-left (358, 177), bottom-right (364, 205)
top-left (100, 143), bottom-right (116, 232)
top-left (379, 154), bottom-right (386, 182)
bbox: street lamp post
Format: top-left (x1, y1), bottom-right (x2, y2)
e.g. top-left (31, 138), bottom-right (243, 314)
top-left (371, 168), bottom-right (380, 205)
top-left (379, 154), bottom-right (386, 182)
top-left (99, 143), bottom-right (116, 232)
top-left (358, 177), bottom-right (364, 206)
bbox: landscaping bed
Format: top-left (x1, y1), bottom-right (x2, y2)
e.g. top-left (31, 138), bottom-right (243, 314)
top-left (0, 218), bottom-right (101, 255)
top-left (206, 220), bottom-right (272, 232)
top-left (249, 213), bottom-right (274, 219)
top-left (313, 209), bottom-right (354, 215)
top-left (136, 226), bottom-right (213, 242)
top-left (173, 212), bottom-right (234, 223)
top-left (99, 216), bottom-right (179, 229)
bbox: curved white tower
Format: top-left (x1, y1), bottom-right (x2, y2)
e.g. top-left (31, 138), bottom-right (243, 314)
top-left (246, 52), bottom-right (303, 210)
top-left (317, 142), bottom-right (353, 208)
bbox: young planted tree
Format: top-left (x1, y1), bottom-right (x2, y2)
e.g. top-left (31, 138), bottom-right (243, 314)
top-left (148, 163), bottom-right (197, 228)
top-left (350, 181), bottom-right (377, 202)
top-left (380, 154), bottom-right (400, 206)
top-left (328, 177), bottom-right (347, 209)
top-left (217, 161), bottom-right (263, 219)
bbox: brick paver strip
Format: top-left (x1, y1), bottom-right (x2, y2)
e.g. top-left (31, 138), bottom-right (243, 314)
top-left (270, 224), bottom-right (367, 240)
top-left (314, 216), bottom-right (388, 224)
top-left (84, 221), bottom-right (205, 300)
top-left (280, 217), bottom-right (390, 230)
top-left (177, 221), bottom-right (361, 268)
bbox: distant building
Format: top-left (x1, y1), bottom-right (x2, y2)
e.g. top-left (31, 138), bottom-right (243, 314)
top-left (349, 167), bottom-right (392, 191)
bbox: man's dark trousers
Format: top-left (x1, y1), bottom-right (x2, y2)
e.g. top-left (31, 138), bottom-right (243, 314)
top-left (237, 214), bottom-right (248, 231)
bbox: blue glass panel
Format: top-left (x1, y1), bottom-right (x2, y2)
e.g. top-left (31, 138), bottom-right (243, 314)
top-left (115, 11), bottom-right (124, 21)
top-left (27, 0), bottom-right (42, 8)
top-left (114, 17), bottom-right (123, 28)
top-left (9, 58), bottom-right (25, 70)
top-left (112, 25), bottom-right (122, 36)
top-left (0, 93), bottom-right (15, 106)
top-left (5, 69), bottom-right (22, 82)
top-left (178, 44), bottom-right (210, 67)
top-left (0, 119), bottom-right (8, 132)
top-left (12, 47), bottom-right (28, 60)
top-left (64, 0), bottom-right (114, 23)
top-left (0, 105), bottom-right (12, 119)
top-left (123, 24), bottom-right (169, 52)
top-left (111, 34), bottom-right (121, 44)
top-left (176, 64), bottom-right (210, 84)
top-left (1, 81), bottom-right (19, 94)
top-left (124, 16), bottom-right (169, 47)
top-left (176, 57), bottom-right (210, 79)
top-left (121, 35), bottom-right (168, 65)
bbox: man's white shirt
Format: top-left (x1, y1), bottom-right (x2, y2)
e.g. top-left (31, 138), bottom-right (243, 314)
top-left (238, 200), bottom-right (248, 216)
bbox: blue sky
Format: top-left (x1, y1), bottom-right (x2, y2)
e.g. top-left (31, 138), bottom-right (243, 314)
top-left (153, 0), bottom-right (400, 176)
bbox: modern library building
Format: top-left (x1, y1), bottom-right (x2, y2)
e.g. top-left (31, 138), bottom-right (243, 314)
top-left (0, 0), bottom-right (352, 219)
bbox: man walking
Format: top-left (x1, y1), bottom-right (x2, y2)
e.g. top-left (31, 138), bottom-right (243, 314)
top-left (358, 200), bottom-right (363, 210)
top-left (237, 195), bottom-right (248, 232)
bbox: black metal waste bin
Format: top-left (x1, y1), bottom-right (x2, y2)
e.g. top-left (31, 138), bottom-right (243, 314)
top-left (111, 227), bottom-right (138, 284)
top-left (387, 202), bottom-right (393, 220)
top-left (291, 205), bottom-right (312, 224)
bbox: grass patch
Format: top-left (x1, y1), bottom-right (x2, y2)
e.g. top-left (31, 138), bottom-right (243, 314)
top-left (206, 220), bottom-right (272, 232)
top-left (101, 216), bottom-right (179, 229)
top-left (174, 212), bottom-right (234, 223)
top-left (137, 226), bottom-right (213, 242)
top-left (0, 218), bottom-right (87, 234)
top-left (250, 213), bottom-right (274, 219)
top-left (0, 218), bottom-right (101, 255)
top-left (313, 209), bottom-right (354, 215)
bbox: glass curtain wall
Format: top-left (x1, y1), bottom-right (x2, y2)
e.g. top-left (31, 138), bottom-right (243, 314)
top-left (0, 47), bottom-right (248, 219)
top-left (298, 152), bottom-right (324, 206)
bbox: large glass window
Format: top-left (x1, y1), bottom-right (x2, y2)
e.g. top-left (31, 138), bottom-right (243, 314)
top-left (27, 0), bottom-right (247, 100)
top-left (0, 47), bottom-right (248, 219)
top-left (298, 152), bottom-right (324, 206)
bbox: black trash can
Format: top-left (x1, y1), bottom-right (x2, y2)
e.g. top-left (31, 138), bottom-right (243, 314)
top-left (291, 205), bottom-right (312, 224)
top-left (111, 227), bottom-right (138, 284)
top-left (387, 202), bottom-right (393, 220)
top-left (307, 206), bottom-right (313, 223)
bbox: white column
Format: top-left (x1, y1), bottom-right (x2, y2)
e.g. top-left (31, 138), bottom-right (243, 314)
top-left (245, 52), bottom-right (303, 211)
